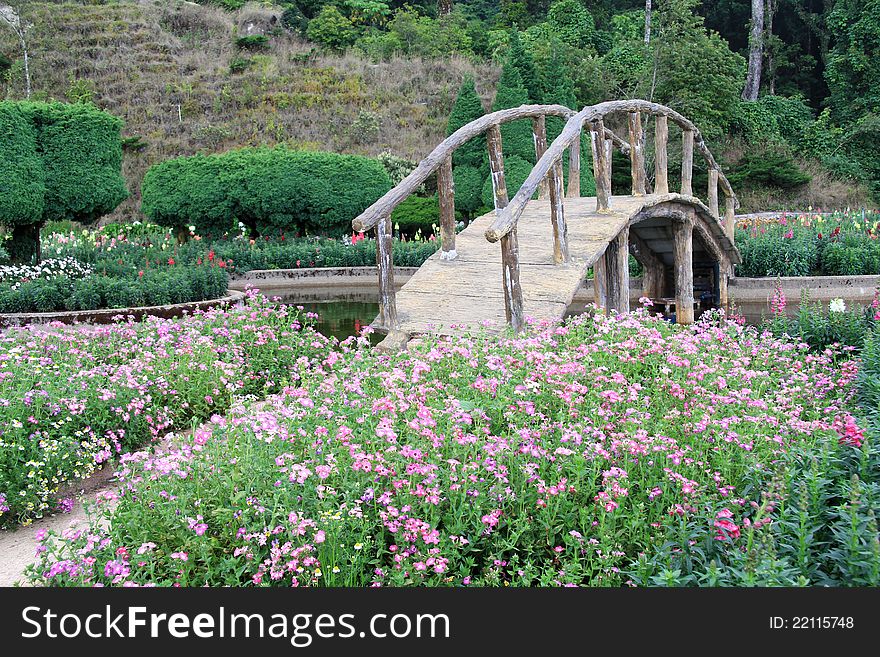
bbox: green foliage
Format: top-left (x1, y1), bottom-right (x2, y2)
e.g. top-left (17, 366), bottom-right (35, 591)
top-left (391, 195), bottom-right (438, 237)
top-left (354, 8), bottom-right (473, 59)
top-left (506, 29), bottom-right (540, 103)
top-left (0, 101), bottom-right (127, 263)
top-left (235, 34), bottom-right (270, 51)
top-left (826, 0), bottom-right (880, 126)
top-left (142, 148), bottom-right (392, 238)
top-left (546, 0), bottom-right (597, 50)
top-left (491, 60), bottom-right (534, 164)
top-left (229, 56), bottom-right (253, 73)
top-left (452, 165), bottom-right (487, 218)
top-left (306, 6), bottom-right (357, 51)
top-left (447, 75), bottom-right (486, 170)
top-left (728, 151), bottom-right (811, 191)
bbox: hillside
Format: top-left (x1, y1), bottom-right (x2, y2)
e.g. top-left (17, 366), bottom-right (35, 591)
top-left (0, 0), bottom-right (497, 222)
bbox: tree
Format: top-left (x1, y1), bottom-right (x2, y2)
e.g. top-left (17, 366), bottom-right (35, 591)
top-left (506, 29), bottom-right (541, 102)
top-left (447, 75), bottom-right (486, 169)
top-left (0, 2), bottom-right (31, 98)
top-left (645, 0), bottom-right (652, 44)
top-left (0, 101), bottom-right (128, 263)
top-left (546, 0), bottom-right (597, 50)
top-left (742, 0), bottom-right (765, 100)
top-left (826, 0), bottom-right (880, 125)
top-left (305, 5), bottom-right (357, 51)
top-left (491, 57), bottom-right (534, 162)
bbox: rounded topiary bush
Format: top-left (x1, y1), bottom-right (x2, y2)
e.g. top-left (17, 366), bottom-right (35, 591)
top-left (142, 148), bottom-right (392, 239)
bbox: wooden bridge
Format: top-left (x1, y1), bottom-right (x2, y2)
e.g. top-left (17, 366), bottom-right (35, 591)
top-left (351, 100), bottom-right (741, 349)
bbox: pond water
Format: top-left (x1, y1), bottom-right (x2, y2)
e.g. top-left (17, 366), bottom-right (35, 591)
top-left (274, 292), bottom-right (381, 343)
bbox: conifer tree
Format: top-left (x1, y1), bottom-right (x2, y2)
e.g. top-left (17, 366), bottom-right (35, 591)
top-left (491, 58), bottom-right (534, 163)
top-left (507, 29), bottom-right (540, 103)
top-left (446, 75), bottom-right (486, 169)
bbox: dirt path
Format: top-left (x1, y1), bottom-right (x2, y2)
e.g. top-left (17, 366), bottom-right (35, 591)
top-left (0, 465), bottom-right (117, 586)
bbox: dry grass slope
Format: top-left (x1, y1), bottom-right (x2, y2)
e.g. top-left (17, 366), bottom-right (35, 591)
top-left (0, 0), bottom-right (499, 221)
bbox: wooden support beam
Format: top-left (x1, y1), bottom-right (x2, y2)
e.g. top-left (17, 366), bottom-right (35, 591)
top-left (673, 219), bottom-right (694, 325)
top-left (604, 136), bottom-right (613, 196)
top-left (567, 130), bottom-right (581, 198)
top-left (724, 192), bottom-right (736, 242)
top-left (718, 258), bottom-right (730, 314)
top-left (708, 168), bottom-right (720, 219)
top-left (437, 155), bottom-right (457, 261)
top-left (606, 229), bottom-right (630, 314)
top-left (487, 124), bottom-right (523, 332)
top-left (549, 159), bottom-right (569, 264)
top-left (376, 214), bottom-right (398, 330)
top-left (532, 115), bottom-right (550, 199)
top-left (593, 251), bottom-right (608, 312)
top-left (654, 115), bottom-right (669, 195)
top-left (628, 111), bottom-right (646, 195)
top-left (681, 129), bottom-right (694, 196)
top-left (629, 230), bottom-right (664, 300)
top-left (590, 119), bottom-right (611, 212)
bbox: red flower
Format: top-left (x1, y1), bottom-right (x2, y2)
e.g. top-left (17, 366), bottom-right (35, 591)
top-left (197, 257), bottom-right (202, 265)
top-left (168, 257), bottom-right (175, 265)
top-left (208, 250), bottom-right (215, 262)
top-left (217, 259), bottom-right (226, 268)
top-left (138, 270), bottom-right (144, 278)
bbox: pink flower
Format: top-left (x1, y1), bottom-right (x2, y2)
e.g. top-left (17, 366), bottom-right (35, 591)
top-left (137, 542), bottom-right (157, 554)
top-left (170, 552), bottom-right (188, 561)
top-left (314, 530), bottom-right (326, 544)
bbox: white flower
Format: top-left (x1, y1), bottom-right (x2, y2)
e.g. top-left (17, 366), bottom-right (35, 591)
top-left (829, 298), bottom-right (846, 313)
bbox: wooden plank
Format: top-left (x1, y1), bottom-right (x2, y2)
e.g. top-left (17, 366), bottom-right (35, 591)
top-left (437, 155), bottom-right (457, 261)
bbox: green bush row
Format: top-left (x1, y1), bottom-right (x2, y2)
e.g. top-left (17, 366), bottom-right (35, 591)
top-left (0, 266), bottom-right (228, 314)
top-left (141, 147), bottom-right (392, 240)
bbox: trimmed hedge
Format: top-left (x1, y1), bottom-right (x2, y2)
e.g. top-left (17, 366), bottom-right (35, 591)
top-left (0, 266), bottom-right (228, 314)
top-left (142, 147), bottom-right (392, 239)
top-left (0, 101), bottom-right (127, 263)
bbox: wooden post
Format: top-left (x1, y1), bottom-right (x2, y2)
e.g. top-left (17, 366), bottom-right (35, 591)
top-left (590, 119), bottom-right (611, 211)
top-left (593, 251), bottom-right (608, 311)
top-left (708, 168), bottom-right (719, 219)
top-left (532, 115), bottom-right (550, 200)
top-left (605, 229), bottom-right (630, 313)
top-left (376, 214), bottom-right (397, 330)
top-left (437, 155), bottom-right (456, 261)
top-left (604, 136), bottom-right (613, 197)
top-left (681, 129), bottom-right (694, 196)
top-left (654, 115), bottom-right (669, 195)
top-left (673, 219), bottom-right (694, 325)
top-left (718, 259), bottom-right (730, 314)
top-left (549, 158), bottom-right (569, 264)
top-left (630, 230), bottom-right (664, 300)
top-left (487, 124), bottom-right (524, 332)
top-left (724, 192), bottom-right (736, 242)
top-left (628, 111), bottom-right (646, 195)
top-left (567, 129), bottom-right (581, 198)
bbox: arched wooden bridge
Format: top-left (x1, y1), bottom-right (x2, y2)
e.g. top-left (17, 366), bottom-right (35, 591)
top-left (351, 100), bottom-right (741, 349)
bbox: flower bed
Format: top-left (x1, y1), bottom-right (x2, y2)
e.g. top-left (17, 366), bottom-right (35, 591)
top-left (0, 292), bottom-right (330, 527)
top-left (736, 209), bottom-right (880, 277)
top-left (26, 309), bottom-right (877, 586)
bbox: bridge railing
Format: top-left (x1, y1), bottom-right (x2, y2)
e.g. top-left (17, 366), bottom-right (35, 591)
top-left (485, 99), bottom-right (738, 331)
top-left (351, 99), bottom-right (737, 334)
top-left (351, 104), bottom-right (625, 331)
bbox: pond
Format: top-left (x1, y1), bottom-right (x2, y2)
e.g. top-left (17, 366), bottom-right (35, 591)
top-left (273, 291), bottom-right (381, 343)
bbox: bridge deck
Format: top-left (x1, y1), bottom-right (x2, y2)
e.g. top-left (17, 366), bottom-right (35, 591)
top-left (380, 195), bottom-right (657, 337)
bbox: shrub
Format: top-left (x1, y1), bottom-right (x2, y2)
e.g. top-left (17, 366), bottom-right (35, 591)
top-left (391, 195), bottom-right (439, 238)
top-left (229, 56), bottom-right (253, 73)
top-left (143, 148), bottom-right (392, 239)
top-left (447, 76), bottom-right (486, 170)
top-left (0, 101), bottom-right (127, 264)
top-left (728, 151), bottom-right (811, 191)
top-left (306, 6), bottom-right (357, 51)
top-left (235, 34), bottom-right (269, 50)
top-left (453, 165), bottom-right (488, 219)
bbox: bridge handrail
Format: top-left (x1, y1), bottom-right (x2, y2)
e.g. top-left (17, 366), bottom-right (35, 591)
top-left (351, 104), bottom-right (627, 233)
top-left (485, 99), bottom-right (737, 243)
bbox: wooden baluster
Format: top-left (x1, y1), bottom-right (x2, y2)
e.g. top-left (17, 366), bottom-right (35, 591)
top-left (437, 155), bottom-right (457, 261)
top-left (487, 124), bottom-right (524, 332)
top-left (590, 119), bottom-right (611, 211)
top-left (708, 169), bottom-right (719, 219)
top-left (532, 115), bottom-right (550, 199)
top-left (681, 129), bottom-right (694, 196)
top-left (628, 111), bottom-right (646, 195)
top-left (654, 115), bottom-right (669, 195)
top-left (724, 192), bottom-right (736, 242)
top-left (604, 135), bottom-right (613, 197)
top-left (673, 219), bottom-right (694, 325)
top-left (605, 229), bottom-right (630, 314)
top-left (567, 128), bottom-right (581, 198)
top-left (376, 214), bottom-right (397, 330)
top-left (593, 252), bottom-right (608, 312)
top-left (549, 158), bottom-right (569, 264)
top-left (718, 259), bottom-right (730, 314)
top-left (630, 231), bottom-right (664, 301)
